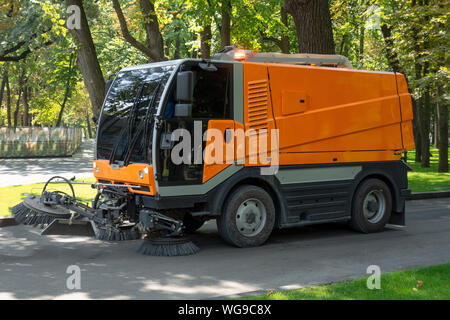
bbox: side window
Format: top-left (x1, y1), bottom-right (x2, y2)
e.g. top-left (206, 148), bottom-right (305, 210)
top-left (191, 66), bottom-right (232, 119)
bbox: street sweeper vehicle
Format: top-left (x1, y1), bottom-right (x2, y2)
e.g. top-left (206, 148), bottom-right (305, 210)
top-left (12, 47), bottom-right (415, 256)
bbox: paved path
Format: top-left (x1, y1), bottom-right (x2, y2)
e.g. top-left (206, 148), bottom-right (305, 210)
top-left (0, 198), bottom-right (449, 300)
top-left (0, 139), bottom-right (94, 187)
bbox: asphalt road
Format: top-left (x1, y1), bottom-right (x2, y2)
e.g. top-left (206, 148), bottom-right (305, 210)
top-left (0, 198), bottom-right (449, 300)
top-left (0, 139), bottom-right (94, 187)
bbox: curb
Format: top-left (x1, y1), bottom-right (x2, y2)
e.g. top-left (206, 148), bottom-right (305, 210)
top-left (407, 191), bottom-right (450, 200)
top-left (0, 216), bottom-right (17, 227)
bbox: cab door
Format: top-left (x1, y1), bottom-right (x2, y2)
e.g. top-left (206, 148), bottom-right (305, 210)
top-left (156, 62), bottom-right (234, 186)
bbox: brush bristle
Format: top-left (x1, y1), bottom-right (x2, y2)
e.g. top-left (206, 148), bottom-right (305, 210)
top-left (11, 202), bottom-right (55, 228)
top-left (96, 227), bottom-right (141, 241)
top-left (137, 238), bottom-right (200, 256)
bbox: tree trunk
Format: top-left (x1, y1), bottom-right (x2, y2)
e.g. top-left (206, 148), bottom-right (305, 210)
top-left (0, 69), bottom-right (5, 106)
top-left (66, 0), bottom-right (105, 119)
top-left (0, 68), bottom-right (6, 126)
top-left (13, 68), bottom-right (26, 128)
top-left (56, 54), bottom-right (74, 127)
top-left (173, 35), bottom-right (181, 59)
top-left (279, 6), bottom-right (290, 54)
top-left (412, 99), bottom-right (422, 162)
top-left (434, 102), bottom-right (439, 148)
top-left (5, 72), bottom-right (11, 127)
top-left (86, 110), bottom-right (93, 139)
top-left (381, 25), bottom-right (401, 72)
top-left (200, 23), bottom-right (212, 59)
top-left (339, 34), bottom-right (347, 55)
top-left (284, 0), bottom-right (335, 54)
top-left (56, 86), bottom-right (70, 127)
top-left (139, 0), bottom-right (165, 61)
top-left (420, 81), bottom-right (431, 168)
top-left (112, 0), bottom-right (163, 62)
top-left (220, 0), bottom-right (231, 49)
top-left (413, 52), bottom-right (424, 162)
top-left (381, 23), bottom-right (425, 163)
top-left (359, 26), bottom-right (365, 67)
top-left (437, 87), bottom-right (448, 172)
top-left (23, 86), bottom-right (29, 126)
top-left (13, 88), bottom-right (22, 128)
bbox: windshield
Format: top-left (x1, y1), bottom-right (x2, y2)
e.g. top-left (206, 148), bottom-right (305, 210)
top-left (97, 64), bottom-right (175, 164)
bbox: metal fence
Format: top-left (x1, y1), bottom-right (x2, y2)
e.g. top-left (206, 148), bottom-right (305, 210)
top-left (0, 127), bottom-right (83, 158)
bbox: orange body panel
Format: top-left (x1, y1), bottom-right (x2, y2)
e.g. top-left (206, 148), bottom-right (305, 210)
top-left (396, 73), bottom-right (415, 151)
top-left (241, 62), bottom-right (415, 166)
top-left (242, 63), bottom-right (277, 167)
top-left (203, 120), bottom-right (235, 183)
top-left (93, 160), bottom-right (156, 196)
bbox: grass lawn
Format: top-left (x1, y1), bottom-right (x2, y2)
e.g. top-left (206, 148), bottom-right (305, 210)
top-left (406, 147), bottom-right (450, 192)
top-left (245, 263), bottom-right (450, 300)
top-left (0, 177), bottom-right (97, 217)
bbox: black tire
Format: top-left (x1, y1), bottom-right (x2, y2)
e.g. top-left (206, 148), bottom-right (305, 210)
top-left (351, 178), bottom-right (392, 233)
top-left (217, 185), bottom-right (275, 247)
top-left (183, 214), bottom-right (205, 234)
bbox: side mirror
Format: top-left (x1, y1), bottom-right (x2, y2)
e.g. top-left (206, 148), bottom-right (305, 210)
top-left (105, 79), bottom-right (113, 97)
top-left (92, 116), bottom-right (98, 124)
top-left (176, 71), bottom-right (194, 102)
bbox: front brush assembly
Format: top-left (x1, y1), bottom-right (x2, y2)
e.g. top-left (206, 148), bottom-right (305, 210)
top-left (136, 210), bottom-right (200, 256)
top-left (11, 176), bottom-right (200, 256)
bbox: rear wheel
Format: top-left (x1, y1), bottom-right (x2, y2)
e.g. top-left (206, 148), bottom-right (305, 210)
top-left (351, 178), bottom-right (392, 233)
top-left (217, 185), bottom-right (275, 247)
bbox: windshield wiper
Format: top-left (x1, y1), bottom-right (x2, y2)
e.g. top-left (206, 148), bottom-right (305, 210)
top-left (123, 82), bottom-right (162, 166)
top-left (109, 84), bottom-right (145, 164)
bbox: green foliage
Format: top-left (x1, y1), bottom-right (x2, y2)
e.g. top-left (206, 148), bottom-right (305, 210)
top-left (232, 0), bottom-right (297, 52)
top-left (93, 0), bottom-right (149, 76)
top-left (331, 0), bottom-right (390, 70)
top-left (378, 0), bottom-right (449, 100)
top-left (0, 0), bottom-right (447, 167)
top-left (407, 147), bottom-right (450, 192)
top-left (245, 263), bottom-right (450, 300)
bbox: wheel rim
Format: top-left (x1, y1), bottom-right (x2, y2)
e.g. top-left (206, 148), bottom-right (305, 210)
top-left (362, 190), bottom-right (386, 223)
top-left (235, 198), bottom-right (267, 237)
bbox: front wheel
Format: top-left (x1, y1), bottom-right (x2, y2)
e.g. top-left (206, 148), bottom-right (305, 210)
top-left (351, 178), bottom-right (392, 233)
top-left (217, 185), bottom-right (275, 247)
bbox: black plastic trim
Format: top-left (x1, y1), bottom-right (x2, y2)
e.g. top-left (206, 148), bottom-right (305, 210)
top-left (138, 160), bottom-right (409, 228)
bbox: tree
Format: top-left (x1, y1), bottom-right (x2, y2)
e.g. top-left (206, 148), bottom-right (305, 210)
top-left (380, 23), bottom-right (424, 162)
top-left (56, 53), bottom-right (76, 127)
top-left (284, 0), bottom-right (335, 54)
top-left (0, 1), bottom-right (53, 62)
top-left (111, 0), bottom-right (164, 61)
top-left (140, 0), bottom-right (165, 61)
top-left (0, 67), bottom-right (6, 124)
top-left (372, 0), bottom-right (448, 170)
top-left (65, 0), bottom-right (105, 118)
top-left (220, 0), bottom-right (232, 48)
top-left (5, 69), bottom-right (11, 127)
top-left (199, 0), bottom-right (214, 58)
top-left (13, 66), bottom-right (26, 127)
